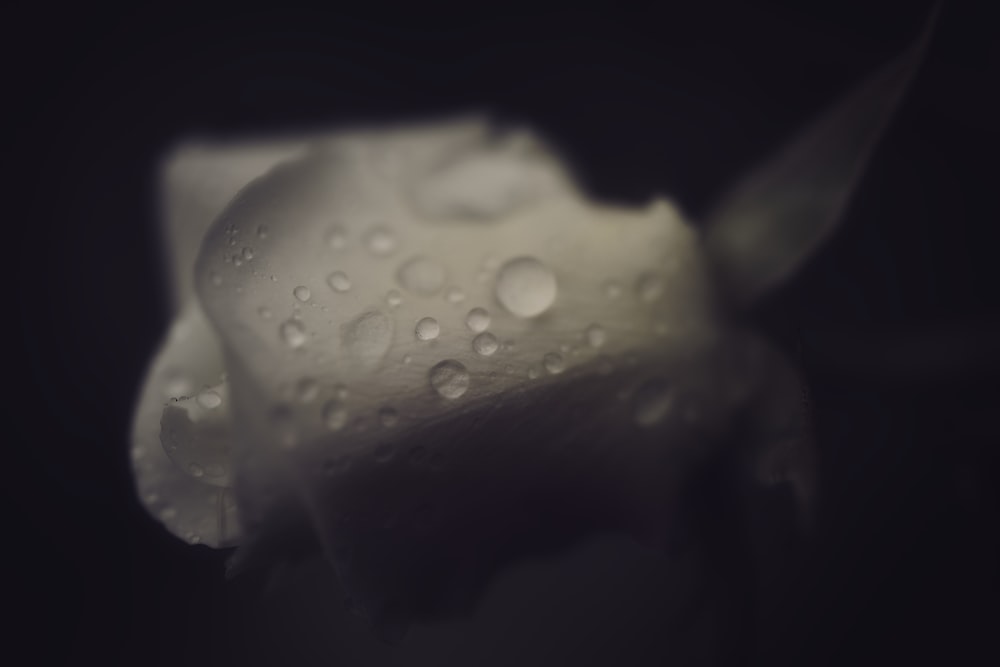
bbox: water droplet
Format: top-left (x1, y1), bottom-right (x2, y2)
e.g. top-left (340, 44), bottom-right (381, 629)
top-left (634, 379), bottom-right (674, 427)
top-left (342, 311), bottom-right (393, 367)
top-left (363, 226), bottom-right (397, 257)
top-left (604, 280), bottom-right (622, 299)
top-left (378, 406), bottom-right (399, 428)
top-left (293, 285), bottom-right (312, 302)
top-left (385, 290), bottom-right (403, 308)
top-left (495, 256), bottom-right (557, 318)
top-left (397, 256), bottom-right (446, 296)
top-left (403, 354), bottom-right (413, 365)
top-left (196, 390), bottom-right (222, 409)
top-left (322, 400), bottom-right (349, 431)
top-left (188, 463), bottom-right (205, 478)
top-left (465, 307), bottom-right (490, 332)
top-left (242, 247), bottom-right (254, 261)
top-left (429, 360), bottom-right (470, 399)
top-left (280, 319), bottom-right (307, 349)
top-left (158, 507), bottom-right (177, 521)
top-left (296, 378), bottom-right (319, 403)
top-left (257, 306), bottom-right (273, 321)
top-left (270, 275), bottom-right (278, 282)
top-left (327, 271), bottom-right (351, 292)
top-left (327, 225), bottom-right (347, 249)
top-left (334, 384), bottom-right (348, 400)
top-left (528, 367), bottom-right (540, 380)
top-left (585, 324), bottom-right (607, 348)
top-left (257, 225), bottom-right (269, 239)
top-left (636, 272), bottom-right (665, 302)
top-left (445, 287), bottom-right (465, 304)
top-left (473, 332), bottom-right (499, 356)
top-left (210, 272), bottom-right (222, 287)
top-left (415, 317), bottom-right (440, 341)
top-left (543, 352), bottom-right (565, 374)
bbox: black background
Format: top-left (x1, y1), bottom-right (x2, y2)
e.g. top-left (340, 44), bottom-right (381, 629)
top-left (6, 1), bottom-right (998, 665)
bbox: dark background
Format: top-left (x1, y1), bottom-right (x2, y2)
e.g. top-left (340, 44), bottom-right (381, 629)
top-left (6, 1), bottom-right (998, 665)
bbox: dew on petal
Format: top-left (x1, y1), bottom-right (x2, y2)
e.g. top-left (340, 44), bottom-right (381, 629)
top-left (429, 360), bottom-right (470, 399)
top-left (465, 307), bottom-right (490, 333)
top-left (495, 256), bottom-right (557, 318)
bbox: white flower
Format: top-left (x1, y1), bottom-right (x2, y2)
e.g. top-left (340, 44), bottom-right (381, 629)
top-left (129, 22), bottom-right (929, 639)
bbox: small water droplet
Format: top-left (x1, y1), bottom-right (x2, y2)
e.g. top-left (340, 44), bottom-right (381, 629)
top-left (258, 306), bottom-right (272, 320)
top-left (188, 463), bottom-right (205, 478)
top-left (210, 272), bottom-right (222, 287)
top-left (543, 353), bottom-right (565, 374)
top-left (196, 390), bottom-right (222, 409)
top-left (465, 307), bottom-right (490, 332)
top-left (397, 256), bottom-right (446, 296)
top-left (473, 332), bottom-right (499, 356)
top-left (242, 247), bottom-right (254, 261)
top-left (327, 271), bottom-right (351, 292)
top-left (636, 272), bottom-right (665, 302)
top-left (327, 225), bottom-right (347, 249)
top-left (604, 280), bottom-right (622, 299)
top-left (403, 354), bottom-right (413, 365)
top-left (158, 507), bottom-right (177, 521)
top-left (495, 256), bottom-right (557, 318)
top-left (429, 360), bottom-right (470, 399)
top-left (528, 367), bottom-right (540, 379)
top-left (585, 324), bottom-right (607, 348)
top-left (270, 275), bottom-right (278, 282)
top-left (322, 400), bottom-right (349, 431)
top-left (634, 379), bottom-right (674, 427)
top-left (415, 317), bottom-right (440, 341)
top-left (385, 289), bottom-right (403, 308)
top-left (445, 287), bottom-right (465, 304)
top-left (363, 226), bottom-right (397, 256)
top-left (378, 406), bottom-right (399, 428)
top-left (257, 225), bottom-right (269, 239)
top-left (294, 285), bottom-right (312, 302)
top-left (334, 384), bottom-right (349, 400)
top-left (280, 319), bottom-right (307, 349)
top-left (163, 370), bottom-right (192, 399)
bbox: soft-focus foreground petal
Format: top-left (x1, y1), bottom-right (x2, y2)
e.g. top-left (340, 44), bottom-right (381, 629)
top-left (192, 115), bottom-right (810, 636)
top-left (133, 134), bottom-right (328, 546)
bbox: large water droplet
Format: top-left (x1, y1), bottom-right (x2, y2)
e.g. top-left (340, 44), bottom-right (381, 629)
top-left (429, 360), bottom-right (470, 399)
top-left (341, 311), bottom-right (393, 366)
top-left (363, 226), bottom-right (397, 257)
top-left (280, 319), bottom-right (307, 349)
top-left (473, 332), bottom-right (499, 356)
top-left (415, 317), bottom-right (440, 341)
top-left (495, 256), bottom-right (557, 318)
top-left (196, 390), bottom-right (222, 409)
top-left (322, 400), bottom-right (349, 431)
top-left (397, 256), bottom-right (446, 296)
top-left (543, 352), bottom-right (565, 374)
top-left (327, 271), bottom-right (351, 292)
top-left (465, 307), bottom-right (490, 333)
top-left (293, 285), bottom-right (312, 302)
top-left (634, 379), bottom-right (674, 426)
